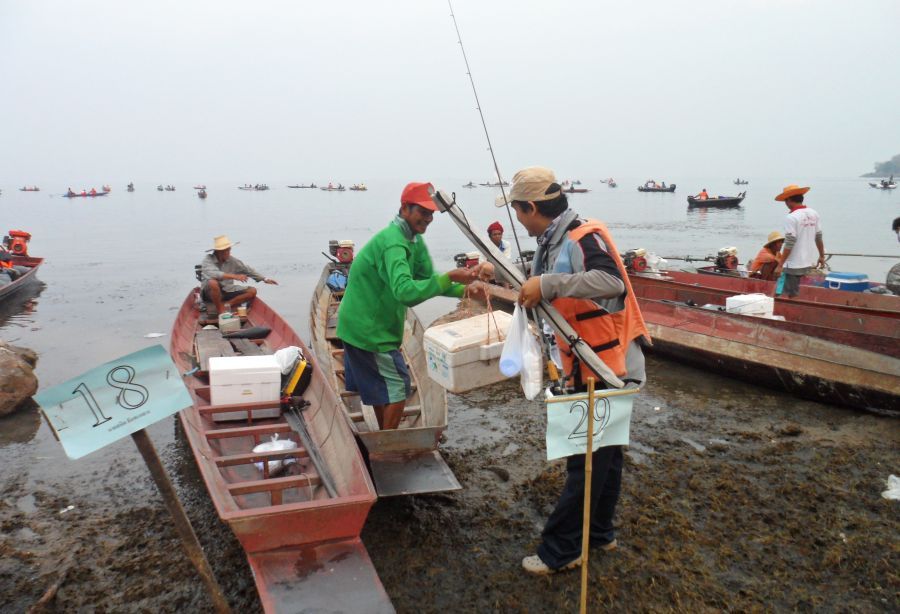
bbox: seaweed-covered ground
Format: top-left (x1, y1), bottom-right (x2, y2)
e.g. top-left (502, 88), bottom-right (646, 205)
top-left (2, 354), bottom-right (898, 612)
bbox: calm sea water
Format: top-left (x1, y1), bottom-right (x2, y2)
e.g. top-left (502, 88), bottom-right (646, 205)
top-left (0, 176), bottom-right (896, 492)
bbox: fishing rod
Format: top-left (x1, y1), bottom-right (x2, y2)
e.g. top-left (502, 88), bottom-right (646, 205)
top-left (447, 0), bottom-right (527, 274)
top-left (826, 252), bottom-right (898, 259)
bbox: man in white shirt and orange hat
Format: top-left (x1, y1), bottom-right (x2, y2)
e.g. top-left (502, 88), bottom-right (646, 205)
top-left (774, 184), bottom-right (825, 297)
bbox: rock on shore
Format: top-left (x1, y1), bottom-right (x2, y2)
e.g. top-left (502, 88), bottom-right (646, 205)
top-left (0, 340), bottom-right (38, 416)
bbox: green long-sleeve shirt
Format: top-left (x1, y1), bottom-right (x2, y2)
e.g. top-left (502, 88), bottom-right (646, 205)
top-left (337, 216), bottom-right (464, 352)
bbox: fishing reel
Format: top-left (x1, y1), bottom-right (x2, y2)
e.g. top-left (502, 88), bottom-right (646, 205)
top-left (623, 248), bottom-right (648, 273)
top-left (715, 247), bottom-right (739, 271)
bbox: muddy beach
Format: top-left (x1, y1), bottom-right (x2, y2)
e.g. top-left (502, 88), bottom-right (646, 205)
top-left (2, 352), bottom-right (897, 613)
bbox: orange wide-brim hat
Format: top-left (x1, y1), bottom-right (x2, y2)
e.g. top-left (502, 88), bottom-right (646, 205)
top-left (774, 184), bottom-right (810, 202)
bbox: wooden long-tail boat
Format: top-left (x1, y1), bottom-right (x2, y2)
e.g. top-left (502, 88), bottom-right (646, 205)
top-left (655, 269), bottom-right (899, 318)
top-left (0, 255), bottom-right (43, 302)
top-left (636, 295), bottom-right (900, 415)
top-left (309, 262), bottom-right (460, 497)
top-left (469, 272), bottom-right (899, 413)
top-left (170, 290), bottom-right (391, 612)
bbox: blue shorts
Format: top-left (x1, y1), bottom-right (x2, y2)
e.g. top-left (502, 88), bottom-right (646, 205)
top-left (343, 342), bottom-right (411, 406)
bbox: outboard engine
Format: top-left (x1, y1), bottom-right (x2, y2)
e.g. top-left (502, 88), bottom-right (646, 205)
top-left (715, 247), bottom-right (739, 271)
top-left (4, 230), bottom-right (31, 256)
top-left (329, 239), bottom-right (355, 264)
top-left (623, 248), bottom-right (648, 273)
top-left (454, 251), bottom-right (481, 269)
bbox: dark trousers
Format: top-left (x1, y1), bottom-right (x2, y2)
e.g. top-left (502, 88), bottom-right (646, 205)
top-left (536, 445), bottom-right (623, 569)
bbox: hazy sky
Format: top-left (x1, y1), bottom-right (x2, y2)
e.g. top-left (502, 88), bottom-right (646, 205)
top-left (2, 0), bottom-right (899, 183)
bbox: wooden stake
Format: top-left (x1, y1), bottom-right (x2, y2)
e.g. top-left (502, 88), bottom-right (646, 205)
top-left (131, 429), bottom-right (232, 614)
top-left (580, 377), bottom-right (595, 614)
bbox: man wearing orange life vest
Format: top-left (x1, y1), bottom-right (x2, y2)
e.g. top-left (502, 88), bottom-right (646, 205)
top-left (500, 166), bottom-right (650, 575)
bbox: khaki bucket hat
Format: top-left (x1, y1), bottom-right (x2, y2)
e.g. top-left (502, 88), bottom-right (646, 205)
top-left (495, 166), bottom-right (561, 207)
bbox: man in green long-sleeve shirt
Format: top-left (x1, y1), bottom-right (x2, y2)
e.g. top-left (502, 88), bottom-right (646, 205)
top-left (337, 181), bottom-right (479, 429)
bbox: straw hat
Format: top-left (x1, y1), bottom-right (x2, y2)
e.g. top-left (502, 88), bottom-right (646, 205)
top-left (764, 231), bottom-right (785, 247)
top-left (774, 184), bottom-right (810, 202)
top-left (209, 235), bottom-right (238, 251)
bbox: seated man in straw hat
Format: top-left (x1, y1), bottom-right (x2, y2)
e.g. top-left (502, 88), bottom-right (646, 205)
top-left (748, 231), bottom-right (785, 281)
top-left (774, 184), bottom-right (825, 297)
top-left (199, 235), bottom-right (278, 314)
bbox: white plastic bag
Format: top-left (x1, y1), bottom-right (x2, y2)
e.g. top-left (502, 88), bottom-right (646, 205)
top-left (273, 346), bottom-right (302, 375)
top-left (882, 475), bottom-right (900, 500)
top-left (499, 303), bottom-right (527, 376)
top-left (519, 326), bottom-right (543, 400)
top-left (253, 433), bottom-right (298, 474)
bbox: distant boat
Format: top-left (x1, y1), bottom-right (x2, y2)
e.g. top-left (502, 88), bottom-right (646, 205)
top-left (197, 189), bottom-right (208, 199)
top-left (193, 185), bottom-right (206, 190)
top-left (349, 184), bottom-right (367, 191)
top-left (320, 184), bottom-right (346, 192)
top-left (63, 191), bottom-right (109, 198)
top-left (288, 183), bottom-right (317, 189)
top-left (563, 186), bottom-right (589, 194)
top-left (164, 185), bottom-right (176, 191)
top-left (687, 191), bottom-right (746, 208)
top-left (157, 185), bottom-right (164, 191)
top-left (127, 183), bottom-right (135, 192)
top-left (638, 182), bottom-right (676, 193)
top-left (869, 175), bottom-right (896, 190)
top-left (19, 186), bottom-right (40, 192)
top-left (462, 182), bottom-right (476, 188)
top-left (479, 180), bottom-right (509, 187)
top-left (734, 179), bottom-right (749, 185)
top-left (238, 184), bottom-right (269, 191)
top-left (608, 181), bottom-right (617, 188)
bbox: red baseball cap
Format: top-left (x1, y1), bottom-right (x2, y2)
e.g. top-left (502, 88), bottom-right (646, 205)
top-left (400, 181), bottom-right (438, 211)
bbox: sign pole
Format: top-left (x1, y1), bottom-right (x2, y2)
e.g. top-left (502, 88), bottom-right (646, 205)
top-left (579, 377), bottom-right (595, 614)
top-left (131, 429), bottom-right (232, 614)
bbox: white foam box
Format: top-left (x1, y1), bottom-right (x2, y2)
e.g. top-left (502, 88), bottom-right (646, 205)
top-left (424, 311), bottom-right (513, 393)
top-left (725, 293), bottom-right (774, 317)
top-left (209, 355), bottom-right (282, 421)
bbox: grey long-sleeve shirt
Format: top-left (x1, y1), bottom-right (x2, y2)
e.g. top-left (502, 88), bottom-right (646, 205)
top-left (199, 253), bottom-right (264, 292)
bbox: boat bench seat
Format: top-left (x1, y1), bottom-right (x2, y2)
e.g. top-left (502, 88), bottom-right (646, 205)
top-left (195, 329), bottom-right (236, 371)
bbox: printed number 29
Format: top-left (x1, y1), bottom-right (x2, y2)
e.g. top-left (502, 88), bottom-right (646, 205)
top-left (71, 365), bottom-right (150, 427)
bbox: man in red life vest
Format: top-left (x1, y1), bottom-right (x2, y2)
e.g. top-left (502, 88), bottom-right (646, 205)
top-left (493, 166), bottom-right (650, 574)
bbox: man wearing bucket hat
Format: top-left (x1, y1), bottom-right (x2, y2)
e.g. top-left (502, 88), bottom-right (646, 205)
top-left (498, 166), bottom-right (649, 575)
top-left (748, 231), bottom-right (785, 281)
top-left (774, 184), bottom-right (825, 297)
top-left (336, 182), bottom-right (481, 430)
top-left (199, 235), bottom-right (277, 315)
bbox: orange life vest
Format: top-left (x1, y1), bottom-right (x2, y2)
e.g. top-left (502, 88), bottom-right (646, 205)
top-left (550, 220), bottom-right (651, 384)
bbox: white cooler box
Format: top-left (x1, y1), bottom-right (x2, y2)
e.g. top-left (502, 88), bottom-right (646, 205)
top-left (725, 293), bottom-right (774, 317)
top-left (424, 311), bottom-right (513, 393)
top-left (209, 355), bottom-right (282, 421)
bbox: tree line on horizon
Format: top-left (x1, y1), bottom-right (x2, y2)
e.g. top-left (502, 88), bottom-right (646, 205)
top-left (861, 153), bottom-right (900, 177)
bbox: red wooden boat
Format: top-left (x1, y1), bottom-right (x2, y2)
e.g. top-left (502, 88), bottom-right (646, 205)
top-left (636, 295), bottom-right (899, 414)
top-left (0, 255), bottom-right (43, 301)
top-left (169, 290), bottom-right (391, 612)
top-left (1, 231), bottom-right (43, 301)
top-left (658, 269), bottom-right (899, 319)
top-left (475, 274), bottom-right (899, 413)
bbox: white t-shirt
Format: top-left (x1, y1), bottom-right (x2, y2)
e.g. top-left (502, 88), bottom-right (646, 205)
top-left (782, 207), bottom-right (821, 269)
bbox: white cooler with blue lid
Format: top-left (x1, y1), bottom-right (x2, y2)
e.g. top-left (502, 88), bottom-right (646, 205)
top-left (823, 272), bottom-right (869, 292)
